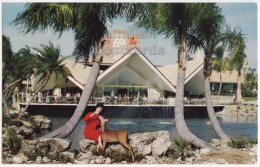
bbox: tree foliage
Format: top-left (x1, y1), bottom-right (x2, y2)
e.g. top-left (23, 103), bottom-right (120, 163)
top-left (13, 3), bottom-right (121, 62)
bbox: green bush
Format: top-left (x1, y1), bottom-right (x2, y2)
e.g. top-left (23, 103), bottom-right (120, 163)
top-left (228, 135), bottom-right (257, 148)
top-left (5, 128), bottom-right (22, 154)
top-left (173, 137), bottom-right (192, 161)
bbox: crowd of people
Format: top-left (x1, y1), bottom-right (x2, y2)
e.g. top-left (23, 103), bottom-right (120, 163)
top-left (13, 91), bottom-right (81, 104)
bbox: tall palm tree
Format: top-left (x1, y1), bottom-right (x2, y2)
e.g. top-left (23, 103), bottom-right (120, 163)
top-left (225, 27), bottom-right (247, 104)
top-left (2, 36), bottom-right (37, 117)
top-left (2, 35), bottom-right (14, 117)
top-left (123, 3), bottom-right (216, 150)
top-left (212, 46), bottom-right (229, 95)
top-left (244, 67), bottom-right (257, 92)
top-left (13, 3), bottom-right (120, 138)
top-left (18, 42), bottom-right (71, 118)
top-left (189, 4), bottom-right (229, 140)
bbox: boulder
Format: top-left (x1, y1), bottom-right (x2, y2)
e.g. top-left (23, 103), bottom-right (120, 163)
top-left (12, 153), bottom-right (29, 164)
top-left (37, 138), bottom-right (71, 153)
top-left (78, 131), bottom-right (172, 160)
top-left (79, 139), bottom-right (97, 152)
top-left (31, 115), bottom-right (52, 129)
top-left (211, 138), bottom-right (229, 150)
top-left (19, 139), bottom-right (38, 156)
top-left (200, 148), bottom-right (211, 154)
top-left (129, 131), bottom-right (171, 156)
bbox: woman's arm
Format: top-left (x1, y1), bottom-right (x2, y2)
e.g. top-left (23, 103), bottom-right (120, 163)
top-left (83, 112), bottom-right (98, 121)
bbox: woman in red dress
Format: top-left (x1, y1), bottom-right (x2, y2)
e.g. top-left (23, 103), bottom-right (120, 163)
top-left (83, 103), bottom-right (105, 150)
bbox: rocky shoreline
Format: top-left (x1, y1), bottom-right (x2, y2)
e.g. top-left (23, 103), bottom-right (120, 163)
top-left (2, 130), bottom-right (257, 164)
top-left (2, 103), bottom-right (258, 164)
top-left (217, 104), bottom-right (258, 116)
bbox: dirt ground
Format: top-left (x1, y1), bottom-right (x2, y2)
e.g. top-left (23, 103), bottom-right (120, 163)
top-left (197, 149), bottom-right (257, 164)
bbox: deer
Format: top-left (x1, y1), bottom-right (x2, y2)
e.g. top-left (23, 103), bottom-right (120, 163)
top-left (98, 115), bottom-right (135, 162)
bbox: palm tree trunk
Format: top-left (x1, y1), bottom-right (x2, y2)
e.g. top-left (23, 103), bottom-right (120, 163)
top-left (39, 61), bottom-right (100, 139)
top-left (175, 68), bottom-right (215, 150)
top-left (3, 78), bottom-right (22, 93)
top-left (217, 72), bottom-right (222, 95)
top-left (236, 72), bottom-right (242, 104)
top-left (175, 38), bottom-right (215, 150)
top-left (204, 55), bottom-right (228, 140)
top-left (205, 76), bottom-right (228, 139)
top-left (2, 92), bottom-right (10, 117)
top-left (18, 76), bottom-right (50, 118)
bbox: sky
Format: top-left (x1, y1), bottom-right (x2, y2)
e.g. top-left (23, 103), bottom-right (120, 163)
top-left (1, 1), bottom-right (258, 70)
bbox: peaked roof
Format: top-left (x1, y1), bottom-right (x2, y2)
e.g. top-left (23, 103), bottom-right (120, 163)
top-left (97, 48), bottom-right (176, 92)
top-left (157, 58), bottom-right (204, 86)
top-left (31, 59), bottom-right (92, 91)
top-left (210, 71), bottom-right (244, 83)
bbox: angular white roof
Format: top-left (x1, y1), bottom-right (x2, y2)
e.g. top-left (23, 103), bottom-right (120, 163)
top-left (97, 48), bottom-right (176, 92)
top-left (158, 58), bottom-right (204, 86)
top-left (31, 59), bottom-right (92, 91)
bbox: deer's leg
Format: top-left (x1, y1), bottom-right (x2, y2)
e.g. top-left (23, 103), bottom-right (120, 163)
top-left (120, 141), bottom-right (135, 162)
top-left (102, 141), bottom-right (107, 151)
top-left (97, 135), bottom-right (103, 153)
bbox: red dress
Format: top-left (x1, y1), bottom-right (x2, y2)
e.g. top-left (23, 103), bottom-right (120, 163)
top-left (83, 112), bottom-right (101, 142)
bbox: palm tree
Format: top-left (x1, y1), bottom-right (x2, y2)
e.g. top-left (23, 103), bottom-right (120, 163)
top-left (2, 36), bottom-right (37, 117)
top-left (18, 42), bottom-right (71, 118)
top-left (212, 46), bottom-right (229, 95)
top-left (225, 27), bottom-right (247, 104)
top-left (244, 67), bottom-right (257, 92)
top-left (13, 3), bottom-right (120, 138)
top-left (123, 3), bottom-right (216, 150)
top-left (189, 4), bottom-right (230, 140)
top-left (2, 35), bottom-right (14, 117)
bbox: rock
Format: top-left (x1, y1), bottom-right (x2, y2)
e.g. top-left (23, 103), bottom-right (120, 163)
top-left (94, 156), bottom-right (106, 164)
top-left (105, 157), bottom-right (112, 164)
top-left (151, 131), bottom-right (172, 156)
top-left (19, 125), bottom-right (34, 137)
top-left (12, 153), bottom-right (29, 164)
top-left (211, 138), bottom-right (228, 150)
top-left (76, 152), bottom-right (93, 163)
top-left (48, 138), bottom-right (71, 152)
top-left (35, 156), bottom-right (42, 163)
top-left (105, 143), bottom-right (126, 155)
top-left (9, 109), bottom-right (20, 118)
top-left (79, 139), bottom-right (96, 152)
top-left (200, 148), bottom-right (210, 154)
top-left (42, 156), bottom-right (51, 163)
top-left (185, 157), bottom-right (194, 162)
top-left (250, 144), bottom-right (257, 153)
top-left (38, 138), bottom-right (71, 153)
top-left (129, 131), bottom-right (171, 156)
top-left (31, 115), bottom-right (52, 129)
top-left (145, 156), bottom-right (158, 164)
top-left (19, 139), bottom-right (38, 156)
top-left (220, 104), bottom-right (257, 116)
top-left (120, 160), bottom-right (128, 164)
top-left (61, 151), bottom-right (75, 159)
top-left (79, 131), bottom-right (172, 158)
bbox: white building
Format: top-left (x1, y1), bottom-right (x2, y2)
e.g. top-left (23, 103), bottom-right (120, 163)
top-left (29, 47), bottom-right (244, 103)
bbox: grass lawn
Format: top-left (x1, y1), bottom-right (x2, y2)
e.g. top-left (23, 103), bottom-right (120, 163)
top-left (243, 97), bottom-right (257, 101)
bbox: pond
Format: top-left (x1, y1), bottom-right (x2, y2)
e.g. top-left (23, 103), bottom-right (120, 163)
top-left (34, 110), bottom-right (257, 151)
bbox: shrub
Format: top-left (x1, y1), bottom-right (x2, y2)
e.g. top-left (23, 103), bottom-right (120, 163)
top-left (105, 148), bottom-right (130, 162)
top-left (228, 135), bottom-right (257, 148)
top-left (173, 137), bottom-right (192, 161)
top-left (5, 127), bottom-right (22, 154)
